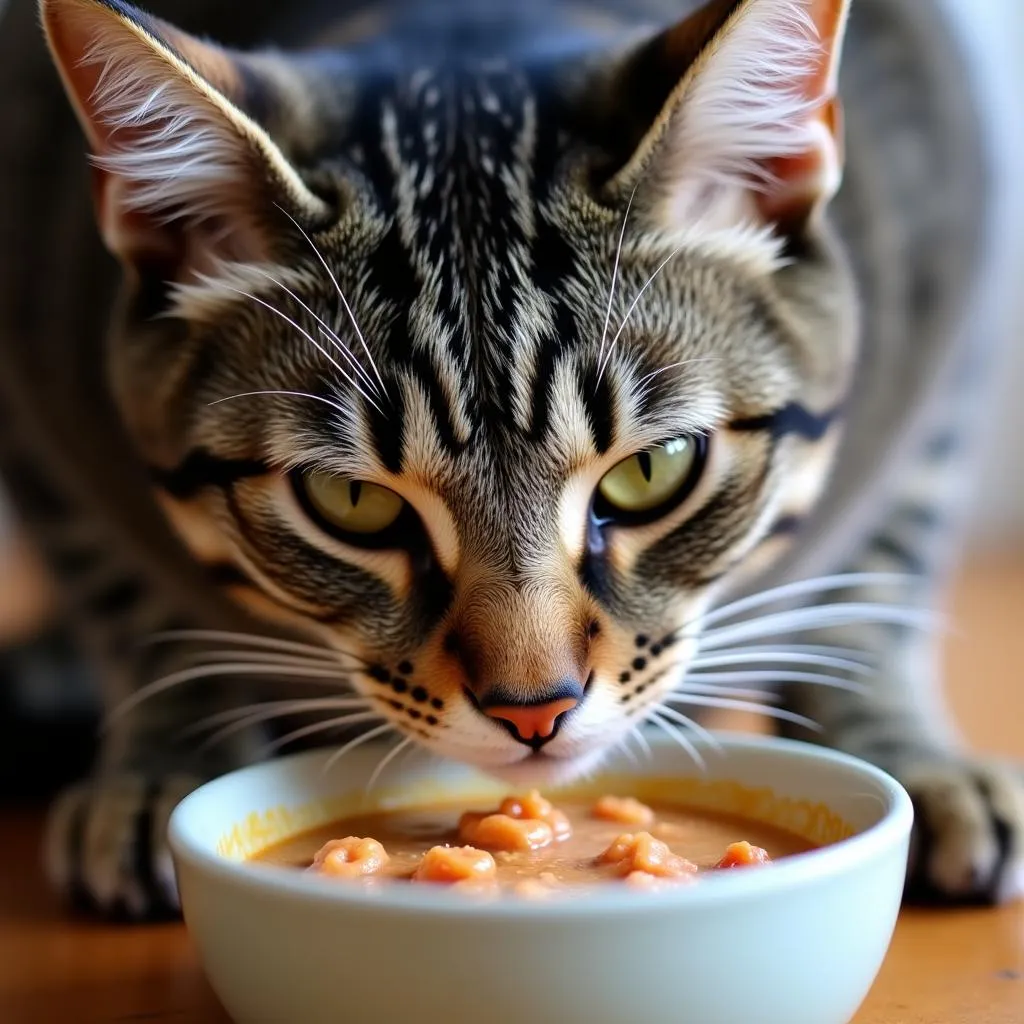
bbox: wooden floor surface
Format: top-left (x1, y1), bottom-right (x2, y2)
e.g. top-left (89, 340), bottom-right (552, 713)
top-left (0, 556), bottom-right (1022, 1023)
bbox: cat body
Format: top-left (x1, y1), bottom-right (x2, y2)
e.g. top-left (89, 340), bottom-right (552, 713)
top-left (0, 0), bottom-right (1019, 916)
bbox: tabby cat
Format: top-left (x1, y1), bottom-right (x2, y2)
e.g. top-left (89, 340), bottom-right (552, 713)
top-left (0, 0), bottom-right (1019, 917)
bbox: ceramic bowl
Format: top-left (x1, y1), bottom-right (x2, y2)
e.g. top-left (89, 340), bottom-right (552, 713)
top-left (168, 733), bottom-right (912, 1024)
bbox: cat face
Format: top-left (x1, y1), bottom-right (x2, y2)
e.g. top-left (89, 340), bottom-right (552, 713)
top-left (43, 0), bottom-right (856, 782)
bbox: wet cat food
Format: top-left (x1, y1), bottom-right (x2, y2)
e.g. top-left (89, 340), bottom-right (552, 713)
top-left (254, 790), bottom-right (811, 895)
top-left (717, 840), bottom-right (773, 869)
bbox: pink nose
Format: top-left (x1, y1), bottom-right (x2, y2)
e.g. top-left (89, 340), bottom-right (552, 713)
top-left (484, 697), bottom-right (579, 741)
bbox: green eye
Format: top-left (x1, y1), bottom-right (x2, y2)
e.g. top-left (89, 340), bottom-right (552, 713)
top-left (597, 437), bottom-right (702, 515)
top-left (300, 471), bottom-right (405, 535)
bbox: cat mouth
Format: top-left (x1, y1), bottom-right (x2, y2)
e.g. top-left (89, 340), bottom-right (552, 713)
top-left (484, 746), bottom-right (609, 787)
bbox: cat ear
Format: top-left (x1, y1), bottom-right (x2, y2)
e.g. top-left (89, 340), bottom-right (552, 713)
top-left (602, 0), bottom-right (850, 236)
top-left (40, 0), bottom-right (332, 272)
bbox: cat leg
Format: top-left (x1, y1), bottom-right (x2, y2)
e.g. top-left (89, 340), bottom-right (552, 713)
top-left (41, 560), bottom-right (269, 918)
top-left (785, 612), bottom-right (1023, 904)
top-left (0, 452), bottom-right (267, 918)
top-left (779, 420), bottom-right (1024, 904)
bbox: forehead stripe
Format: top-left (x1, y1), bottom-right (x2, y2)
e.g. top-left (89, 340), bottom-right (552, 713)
top-left (576, 361), bottom-right (614, 453)
top-left (366, 389), bottom-right (405, 473)
top-left (409, 348), bottom-right (469, 456)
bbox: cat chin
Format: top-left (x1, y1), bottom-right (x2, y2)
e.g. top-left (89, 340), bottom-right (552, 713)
top-left (480, 748), bottom-right (610, 789)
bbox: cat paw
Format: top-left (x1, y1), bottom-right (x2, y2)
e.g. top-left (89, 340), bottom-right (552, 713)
top-left (43, 773), bottom-right (200, 920)
top-left (901, 759), bottom-right (1024, 906)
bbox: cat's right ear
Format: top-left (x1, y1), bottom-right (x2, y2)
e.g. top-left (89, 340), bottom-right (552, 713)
top-left (40, 0), bottom-right (332, 274)
top-left (594, 0), bottom-right (850, 238)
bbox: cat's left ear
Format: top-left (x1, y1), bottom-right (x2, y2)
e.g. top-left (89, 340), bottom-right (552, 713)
top-left (40, 0), bottom-right (332, 272)
top-left (601, 0), bottom-right (850, 236)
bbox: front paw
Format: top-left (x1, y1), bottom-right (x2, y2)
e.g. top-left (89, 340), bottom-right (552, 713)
top-left (901, 759), bottom-right (1024, 906)
top-left (44, 773), bottom-right (200, 920)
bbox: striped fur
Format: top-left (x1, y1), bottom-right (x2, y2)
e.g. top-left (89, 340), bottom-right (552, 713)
top-left (0, 0), bottom-right (1019, 915)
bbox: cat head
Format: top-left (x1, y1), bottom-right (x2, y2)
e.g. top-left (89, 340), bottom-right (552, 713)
top-left (42, 0), bottom-right (856, 782)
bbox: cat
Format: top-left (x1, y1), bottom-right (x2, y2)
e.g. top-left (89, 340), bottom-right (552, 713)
top-left (0, 0), bottom-right (1019, 918)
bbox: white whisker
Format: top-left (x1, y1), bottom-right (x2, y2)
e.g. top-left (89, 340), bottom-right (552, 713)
top-left (178, 649), bottom-right (352, 671)
top-left (105, 662), bottom-right (354, 728)
top-left (652, 705), bottom-right (723, 753)
top-left (365, 736), bottom-right (415, 794)
top-left (598, 245), bottom-right (682, 380)
top-left (263, 712), bottom-right (384, 758)
top-left (145, 630), bottom-right (363, 665)
top-left (595, 183), bottom-right (637, 383)
top-left (181, 697), bottom-right (372, 737)
top-left (629, 357), bottom-right (724, 416)
top-left (629, 724), bottom-right (653, 762)
top-left (634, 356), bottom-right (720, 390)
top-left (675, 683), bottom-right (782, 701)
top-left (613, 735), bottom-right (640, 766)
top-left (694, 642), bottom-right (875, 664)
top-left (646, 710), bottom-right (706, 771)
top-left (699, 603), bottom-right (938, 650)
top-left (685, 669), bottom-right (868, 694)
top-left (700, 573), bottom-right (916, 628)
top-left (222, 285), bottom-right (384, 414)
top-left (276, 205), bottom-right (390, 403)
top-left (663, 693), bottom-right (821, 731)
top-left (209, 389), bottom-right (358, 425)
top-left (203, 708), bottom-right (379, 753)
top-left (254, 268), bottom-right (377, 387)
top-left (689, 650), bottom-right (873, 674)
top-left (392, 738), bottom-right (428, 776)
top-left (250, 266), bottom-right (381, 399)
top-left (322, 722), bottom-right (396, 775)
top-left (638, 663), bottom-right (789, 701)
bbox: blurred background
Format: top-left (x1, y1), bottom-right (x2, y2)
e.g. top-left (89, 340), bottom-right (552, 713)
top-left (944, 0), bottom-right (1024, 546)
top-left (0, 0), bottom-right (1020, 807)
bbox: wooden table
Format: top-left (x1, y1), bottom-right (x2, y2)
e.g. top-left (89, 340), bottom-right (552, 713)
top-left (2, 557), bottom-right (1023, 1023)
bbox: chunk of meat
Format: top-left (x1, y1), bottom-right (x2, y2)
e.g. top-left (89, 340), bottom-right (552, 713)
top-left (459, 813), bottom-right (554, 851)
top-left (540, 808), bottom-right (572, 841)
top-left (592, 795), bottom-right (655, 826)
top-left (500, 789), bottom-right (572, 840)
top-left (500, 790), bottom-right (553, 820)
top-left (310, 837), bottom-right (390, 878)
top-left (458, 789), bottom-right (571, 848)
top-left (599, 832), bottom-right (698, 879)
top-left (412, 845), bottom-right (497, 884)
top-left (716, 841), bottom-right (772, 869)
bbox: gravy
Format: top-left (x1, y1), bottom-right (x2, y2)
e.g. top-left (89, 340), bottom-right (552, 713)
top-left (254, 790), bottom-right (814, 893)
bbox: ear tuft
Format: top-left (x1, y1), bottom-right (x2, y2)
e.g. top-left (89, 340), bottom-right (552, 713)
top-left (40, 0), bottom-right (331, 268)
top-left (83, 31), bottom-right (254, 229)
top-left (662, 1), bottom-right (821, 186)
top-left (605, 0), bottom-right (850, 236)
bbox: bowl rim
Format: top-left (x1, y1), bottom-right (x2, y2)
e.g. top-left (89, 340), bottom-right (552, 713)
top-left (168, 732), bottom-right (913, 920)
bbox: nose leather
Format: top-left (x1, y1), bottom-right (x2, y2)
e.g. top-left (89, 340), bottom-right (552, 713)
top-left (484, 697), bottom-right (579, 741)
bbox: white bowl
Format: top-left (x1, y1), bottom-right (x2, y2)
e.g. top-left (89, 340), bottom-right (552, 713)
top-left (169, 733), bottom-right (912, 1024)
